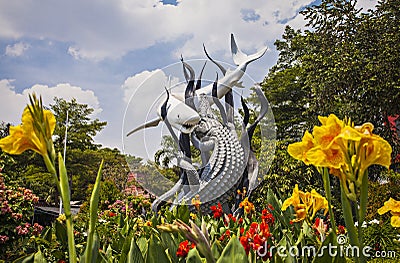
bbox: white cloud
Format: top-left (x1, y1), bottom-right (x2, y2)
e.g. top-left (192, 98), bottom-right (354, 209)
top-left (0, 79), bottom-right (102, 124)
top-left (356, 0), bottom-right (379, 12)
top-left (5, 42), bottom-right (30, 56)
top-left (121, 69), bottom-right (182, 158)
top-left (0, 0), bottom-right (316, 61)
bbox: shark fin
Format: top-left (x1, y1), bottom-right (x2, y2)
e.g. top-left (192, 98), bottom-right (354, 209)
top-left (231, 33), bottom-right (268, 66)
top-left (126, 118), bottom-right (161, 137)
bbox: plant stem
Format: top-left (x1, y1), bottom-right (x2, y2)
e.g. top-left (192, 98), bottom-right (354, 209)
top-left (358, 170), bottom-right (368, 256)
top-left (321, 168), bottom-right (337, 234)
top-left (58, 153), bottom-right (77, 263)
top-left (340, 184), bottom-right (366, 263)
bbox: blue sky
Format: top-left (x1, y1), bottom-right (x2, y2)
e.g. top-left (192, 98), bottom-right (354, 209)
top-left (0, 0), bottom-right (378, 159)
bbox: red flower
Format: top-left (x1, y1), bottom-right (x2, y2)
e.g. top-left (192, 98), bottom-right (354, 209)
top-left (240, 236), bottom-right (251, 255)
top-left (261, 209), bottom-right (275, 225)
top-left (252, 234), bottom-right (265, 250)
top-left (238, 217), bottom-right (244, 224)
top-left (239, 215), bottom-right (273, 255)
top-left (219, 229), bottom-right (231, 241)
top-left (108, 211), bottom-right (117, 217)
top-left (260, 222), bottom-right (271, 239)
top-left (337, 225), bottom-right (346, 235)
top-left (210, 202), bottom-right (223, 219)
top-left (228, 213), bottom-right (237, 222)
top-left (176, 240), bottom-right (195, 257)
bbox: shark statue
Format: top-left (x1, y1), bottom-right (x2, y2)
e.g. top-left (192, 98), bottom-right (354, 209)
top-left (126, 34), bottom-right (268, 136)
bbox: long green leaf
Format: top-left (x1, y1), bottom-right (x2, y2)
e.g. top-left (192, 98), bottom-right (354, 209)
top-left (127, 238), bottom-right (145, 263)
top-left (216, 235), bottom-right (248, 263)
top-left (83, 159), bottom-right (104, 263)
top-left (58, 153), bottom-right (77, 263)
top-left (55, 220), bottom-right (68, 247)
top-left (160, 232), bottom-right (178, 262)
top-left (186, 247), bottom-right (203, 263)
top-left (119, 235), bottom-right (133, 263)
top-left (146, 235), bottom-right (171, 263)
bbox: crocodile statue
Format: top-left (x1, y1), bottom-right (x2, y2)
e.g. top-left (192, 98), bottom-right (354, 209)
top-left (150, 70), bottom-right (269, 213)
top-left (151, 90), bottom-right (246, 213)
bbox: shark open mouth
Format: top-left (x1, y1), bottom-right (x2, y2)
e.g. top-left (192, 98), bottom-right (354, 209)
top-left (183, 122), bottom-right (196, 130)
top-left (180, 116), bottom-right (200, 133)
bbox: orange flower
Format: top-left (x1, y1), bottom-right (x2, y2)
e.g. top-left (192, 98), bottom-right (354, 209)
top-left (191, 195), bottom-right (201, 211)
top-left (239, 197), bottom-right (255, 214)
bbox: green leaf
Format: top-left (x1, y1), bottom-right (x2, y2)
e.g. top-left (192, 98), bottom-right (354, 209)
top-left (160, 232), bottom-right (178, 262)
top-left (186, 247), bottom-right (203, 263)
top-left (83, 160), bottom-right (104, 263)
top-left (145, 235), bottom-right (171, 263)
top-left (211, 240), bottom-right (222, 259)
top-left (33, 249), bottom-right (47, 263)
top-left (41, 227), bottom-right (52, 243)
top-left (12, 253), bottom-right (34, 263)
top-left (81, 232), bottom-right (100, 263)
top-left (177, 204), bottom-right (190, 223)
top-left (127, 238), bottom-right (145, 263)
top-left (216, 235), bottom-right (248, 263)
top-left (137, 236), bottom-right (148, 256)
top-left (312, 231), bottom-right (345, 263)
top-left (119, 235), bottom-right (133, 263)
top-left (274, 235), bottom-right (296, 263)
top-left (55, 220), bottom-right (68, 247)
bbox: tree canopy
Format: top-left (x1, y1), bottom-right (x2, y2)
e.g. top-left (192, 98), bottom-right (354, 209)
top-left (262, 0), bottom-right (399, 158)
top-left (51, 97), bottom-right (107, 151)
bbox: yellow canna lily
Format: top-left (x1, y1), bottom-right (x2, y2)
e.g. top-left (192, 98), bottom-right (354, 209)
top-left (0, 106), bottom-right (56, 157)
top-left (306, 145), bottom-right (345, 169)
top-left (191, 195), bottom-right (202, 211)
top-left (356, 124), bottom-right (392, 175)
top-left (287, 131), bottom-right (315, 165)
top-left (310, 190), bottom-right (329, 218)
top-left (313, 114), bottom-right (345, 149)
top-left (377, 198), bottom-right (400, 227)
top-left (281, 184), bottom-right (301, 212)
top-left (282, 185), bottom-right (328, 222)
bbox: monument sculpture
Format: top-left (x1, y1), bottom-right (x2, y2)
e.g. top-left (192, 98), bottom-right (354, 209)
top-left (127, 34), bottom-right (269, 214)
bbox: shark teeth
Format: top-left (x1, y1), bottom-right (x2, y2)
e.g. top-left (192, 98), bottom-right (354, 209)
top-left (183, 123), bottom-right (195, 129)
top-left (182, 116), bottom-right (200, 129)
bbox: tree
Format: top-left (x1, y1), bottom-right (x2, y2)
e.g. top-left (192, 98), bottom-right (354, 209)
top-left (262, 0), bottom-right (399, 161)
top-left (50, 97), bottom-right (107, 151)
top-left (253, 0), bottom-right (400, 210)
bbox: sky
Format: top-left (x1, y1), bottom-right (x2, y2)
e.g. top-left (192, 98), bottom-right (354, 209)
top-left (0, 0), bottom-right (378, 160)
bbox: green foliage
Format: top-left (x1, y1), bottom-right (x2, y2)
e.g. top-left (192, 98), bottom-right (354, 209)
top-left (363, 220), bottom-right (400, 257)
top-left (262, 0), bottom-right (400, 159)
top-left (68, 147), bottom-right (130, 201)
top-left (86, 179), bottom-right (123, 211)
top-left (366, 170), bottom-right (400, 222)
top-left (253, 140), bottom-right (325, 204)
top-left (50, 97), bottom-right (106, 151)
